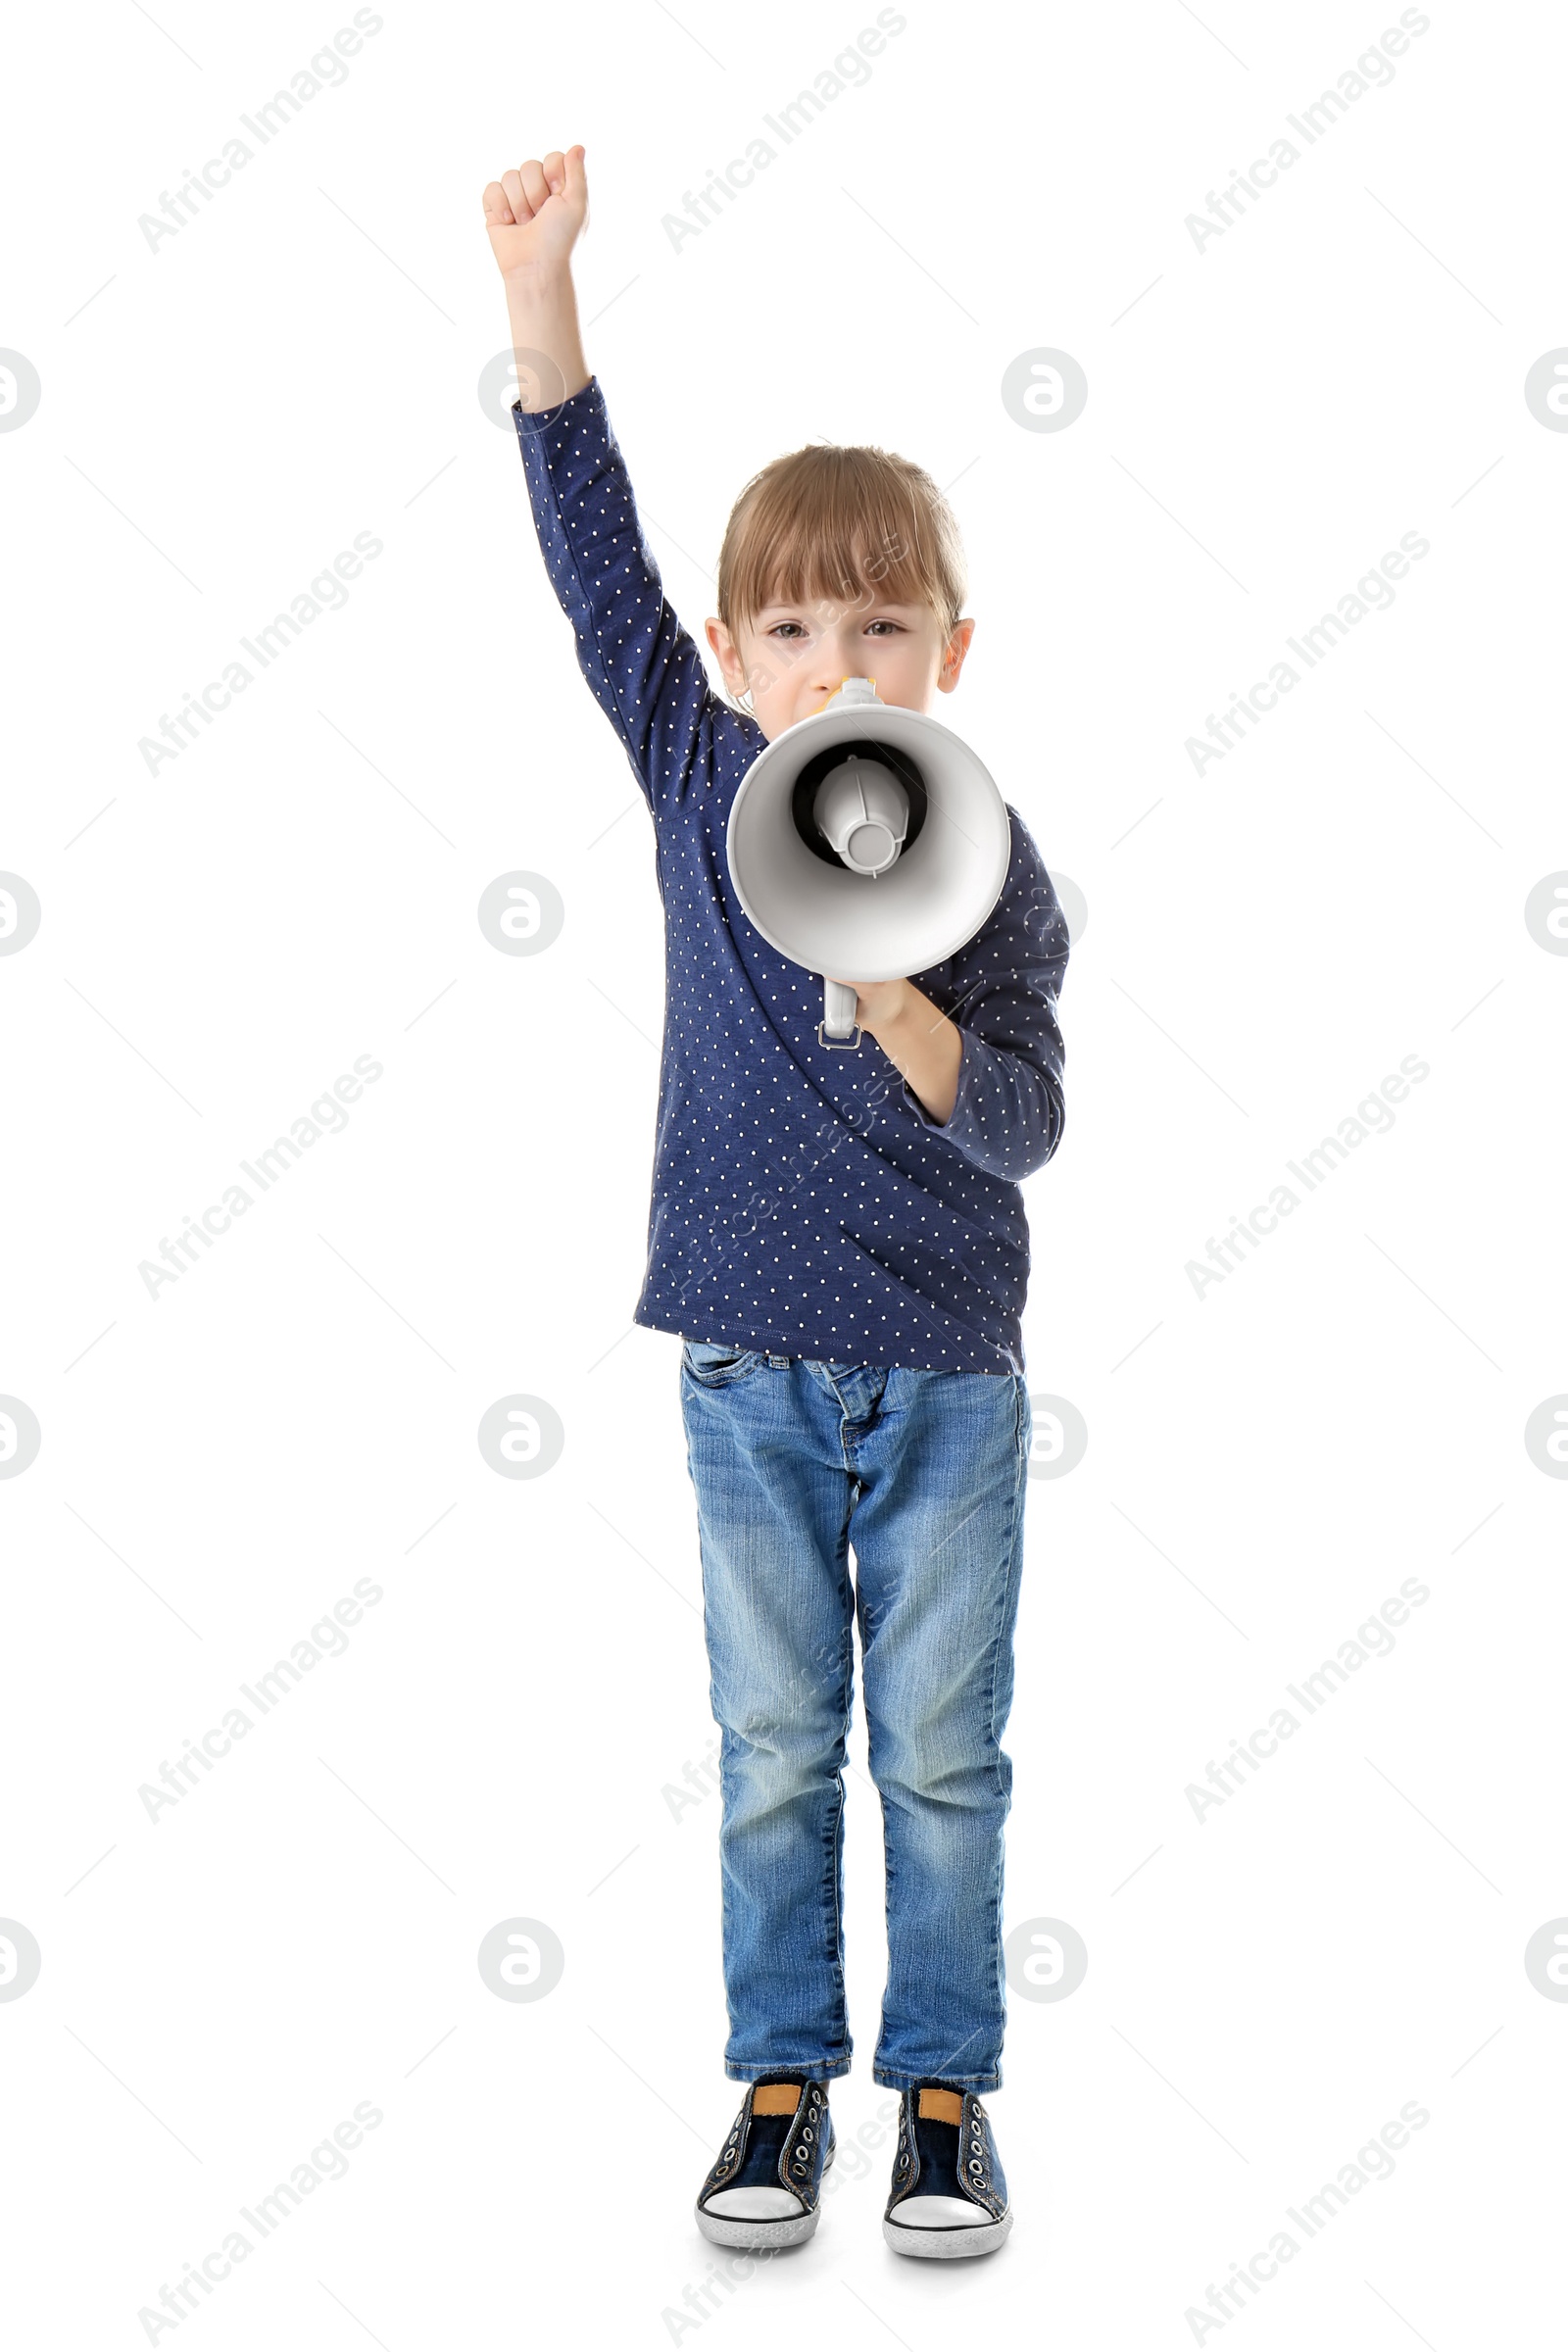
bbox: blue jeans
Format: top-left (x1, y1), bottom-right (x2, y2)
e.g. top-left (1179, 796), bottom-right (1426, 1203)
top-left (679, 1343), bottom-right (1032, 2092)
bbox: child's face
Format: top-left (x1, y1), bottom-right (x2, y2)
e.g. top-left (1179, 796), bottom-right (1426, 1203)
top-left (705, 591), bottom-right (975, 742)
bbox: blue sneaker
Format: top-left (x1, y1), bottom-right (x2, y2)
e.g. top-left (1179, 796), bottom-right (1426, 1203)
top-left (695, 2076), bottom-right (836, 2250)
top-left (883, 2083), bottom-right (1011, 2258)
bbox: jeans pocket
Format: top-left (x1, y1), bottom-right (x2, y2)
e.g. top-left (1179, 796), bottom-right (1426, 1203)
top-left (681, 1340), bottom-right (762, 1388)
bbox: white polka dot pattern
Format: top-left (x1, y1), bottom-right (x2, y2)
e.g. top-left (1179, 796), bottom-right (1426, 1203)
top-left (513, 379), bottom-right (1069, 1374)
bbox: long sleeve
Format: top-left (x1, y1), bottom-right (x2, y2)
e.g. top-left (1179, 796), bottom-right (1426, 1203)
top-left (508, 372), bottom-right (1065, 1373)
top-left (512, 375), bottom-right (755, 812)
top-left (903, 810), bottom-right (1069, 1181)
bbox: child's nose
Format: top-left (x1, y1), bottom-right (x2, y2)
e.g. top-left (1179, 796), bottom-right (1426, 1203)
top-left (811, 655), bottom-right (871, 699)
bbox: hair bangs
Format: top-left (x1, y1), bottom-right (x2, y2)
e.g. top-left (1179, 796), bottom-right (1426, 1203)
top-left (716, 443), bottom-right (965, 639)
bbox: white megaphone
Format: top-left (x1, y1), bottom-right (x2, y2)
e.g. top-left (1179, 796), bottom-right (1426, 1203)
top-left (726, 678), bottom-right (1012, 1048)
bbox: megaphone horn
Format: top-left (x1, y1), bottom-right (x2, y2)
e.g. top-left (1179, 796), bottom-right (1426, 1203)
top-left (726, 678), bottom-right (1012, 1050)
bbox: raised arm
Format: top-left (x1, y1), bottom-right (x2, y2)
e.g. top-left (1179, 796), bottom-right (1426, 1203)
top-left (482, 150), bottom-right (591, 411)
top-left (481, 148), bottom-right (734, 811)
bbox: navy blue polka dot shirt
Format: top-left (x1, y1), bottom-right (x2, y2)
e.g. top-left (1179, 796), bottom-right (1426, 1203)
top-left (513, 377), bottom-right (1068, 1374)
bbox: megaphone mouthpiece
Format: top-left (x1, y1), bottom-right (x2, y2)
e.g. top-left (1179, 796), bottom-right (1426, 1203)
top-left (812, 752), bottom-right (909, 877)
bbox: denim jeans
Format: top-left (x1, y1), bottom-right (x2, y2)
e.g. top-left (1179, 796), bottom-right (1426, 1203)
top-left (679, 1342), bottom-right (1032, 2092)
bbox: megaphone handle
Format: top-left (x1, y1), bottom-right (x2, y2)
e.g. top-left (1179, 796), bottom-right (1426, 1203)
top-left (818, 978), bottom-right (862, 1051)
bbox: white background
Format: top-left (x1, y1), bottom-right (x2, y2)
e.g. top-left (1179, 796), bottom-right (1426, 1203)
top-left (3, 0), bottom-right (1565, 2344)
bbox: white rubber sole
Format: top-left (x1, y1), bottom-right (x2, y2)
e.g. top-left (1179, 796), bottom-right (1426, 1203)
top-left (695, 2140), bottom-right (835, 2250)
top-left (695, 2200), bottom-right (820, 2249)
top-left (883, 2207), bottom-right (1012, 2260)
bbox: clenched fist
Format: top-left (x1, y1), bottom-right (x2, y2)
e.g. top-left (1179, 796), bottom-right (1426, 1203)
top-left (482, 147), bottom-right (589, 278)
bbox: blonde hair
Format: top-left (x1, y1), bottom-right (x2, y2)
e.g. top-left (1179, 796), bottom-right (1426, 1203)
top-left (715, 441), bottom-right (967, 643)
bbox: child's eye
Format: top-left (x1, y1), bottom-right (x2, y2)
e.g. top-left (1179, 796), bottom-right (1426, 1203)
top-left (865, 620), bottom-right (906, 636)
top-left (767, 621), bottom-right (808, 640)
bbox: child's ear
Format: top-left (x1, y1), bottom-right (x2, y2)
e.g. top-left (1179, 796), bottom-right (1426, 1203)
top-left (705, 616), bottom-right (748, 697)
top-left (937, 616), bottom-right (976, 693)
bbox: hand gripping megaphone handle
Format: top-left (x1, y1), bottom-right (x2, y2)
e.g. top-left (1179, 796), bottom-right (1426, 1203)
top-left (817, 977), bottom-right (862, 1051)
